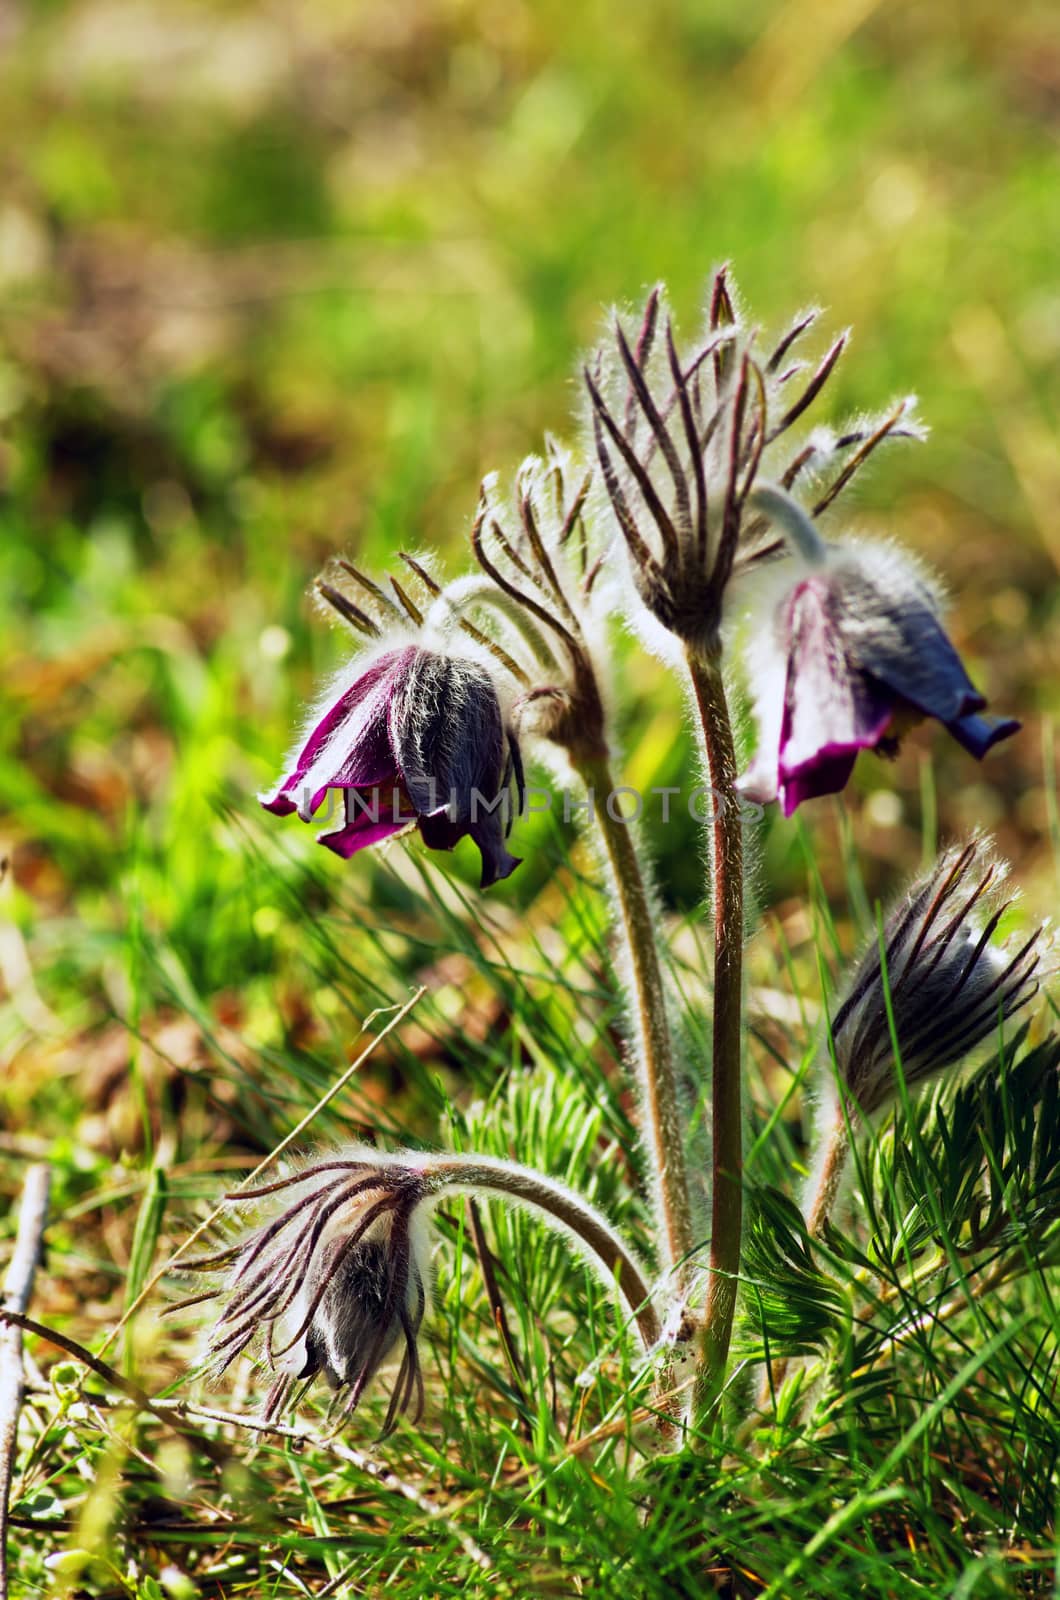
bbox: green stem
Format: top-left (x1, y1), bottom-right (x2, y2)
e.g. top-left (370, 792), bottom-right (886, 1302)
top-left (762, 1107), bottom-right (849, 1404)
top-left (577, 753), bottom-right (694, 1279)
top-left (425, 1154), bottom-right (660, 1349)
top-left (685, 650), bottom-right (745, 1417)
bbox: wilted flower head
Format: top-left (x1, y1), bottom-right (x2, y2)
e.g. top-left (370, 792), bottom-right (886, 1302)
top-left (737, 487), bottom-right (1019, 816)
top-left (828, 839), bottom-right (1044, 1117)
top-left (262, 639), bottom-right (524, 888)
top-left (199, 1153), bottom-right (433, 1433)
top-left (585, 270), bottom-right (920, 658)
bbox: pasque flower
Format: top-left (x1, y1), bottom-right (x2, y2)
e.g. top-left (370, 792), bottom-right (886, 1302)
top-left (262, 642), bottom-right (524, 888)
top-left (737, 486), bottom-right (1019, 816)
top-left (829, 838), bottom-right (1043, 1117)
top-left (200, 1155), bottom-right (433, 1433)
top-left (190, 1145), bottom-right (661, 1432)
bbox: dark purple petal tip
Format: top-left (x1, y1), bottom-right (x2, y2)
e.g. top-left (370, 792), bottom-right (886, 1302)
top-left (778, 747), bottom-right (861, 817)
top-left (318, 813), bottom-right (411, 859)
top-left (944, 712), bottom-right (1021, 760)
top-left (477, 843), bottom-right (522, 889)
top-left (261, 791), bottom-right (298, 818)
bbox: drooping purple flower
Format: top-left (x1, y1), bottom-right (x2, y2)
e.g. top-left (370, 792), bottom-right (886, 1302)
top-left (197, 1153), bottom-right (433, 1433)
top-left (738, 518), bottom-right (1019, 817)
top-left (262, 644), bottom-right (524, 887)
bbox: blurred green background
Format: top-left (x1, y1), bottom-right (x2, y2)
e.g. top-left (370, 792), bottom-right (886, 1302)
top-left (1, 0), bottom-right (1058, 1150)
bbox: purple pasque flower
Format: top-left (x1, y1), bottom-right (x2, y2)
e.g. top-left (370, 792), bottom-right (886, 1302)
top-left (738, 493), bottom-right (1019, 816)
top-left (198, 1152), bottom-right (434, 1433)
top-left (262, 643), bottom-right (524, 887)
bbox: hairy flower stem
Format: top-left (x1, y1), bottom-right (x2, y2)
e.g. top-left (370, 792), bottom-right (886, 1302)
top-left (576, 753), bottom-right (694, 1281)
top-left (803, 1108), bottom-right (850, 1240)
top-left (423, 1154), bottom-right (661, 1348)
top-left (685, 649), bottom-right (745, 1420)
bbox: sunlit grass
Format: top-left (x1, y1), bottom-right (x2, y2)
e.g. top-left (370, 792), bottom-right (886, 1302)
top-left (1, 0), bottom-right (1059, 1592)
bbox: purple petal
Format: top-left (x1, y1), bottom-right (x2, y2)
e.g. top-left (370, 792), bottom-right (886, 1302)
top-left (417, 809), bottom-right (521, 888)
top-left (837, 579), bottom-right (984, 726)
top-left (779, 746), bottom-right (861, 817)
top-left (944, 711), bottom-right (1021, 759)
top-left (262, 790), bottom-right (299, 818)
top-left (317, 790), bottom-right (414, 858)
top-left (776, 579), bottom-right (895, 813)
top-left (390, 653), bottom-right (519, 886)
top-left (470, 825), bottom-right (522, 888)
top-left (389, 656), bottom-right (505, 823)
top-left (261, 647), bottom-right (416, 818)
top-left (841, 591), bottom-right (1020, 762)
top-left (416, 810), bottom-right (466, 852)
top-left (322, 732), bottom-right (396, 795)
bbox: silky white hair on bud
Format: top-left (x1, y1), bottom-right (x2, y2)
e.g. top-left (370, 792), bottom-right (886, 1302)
top-left (827, 838), bottom-right (1044, 1118)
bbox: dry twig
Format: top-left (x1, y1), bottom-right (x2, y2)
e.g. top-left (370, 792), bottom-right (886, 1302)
top-left (0, 1165), bottom-right (51, 1600)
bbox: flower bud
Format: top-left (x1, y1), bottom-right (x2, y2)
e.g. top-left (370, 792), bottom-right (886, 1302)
top-left (829, 839), bottom-right (1044, 1117)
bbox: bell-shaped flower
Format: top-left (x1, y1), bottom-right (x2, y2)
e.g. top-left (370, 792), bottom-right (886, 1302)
top-left (829, 838), bottom-right (1044, 1117)
top-left (262, 642), bottom-right (524, 887)
top-left (189, 1143), bottom-right (663, 1433)
top-left (199, 1153), bottom-right (433, 1433)
top-left (738, 490), bottom-right (1019, 816)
